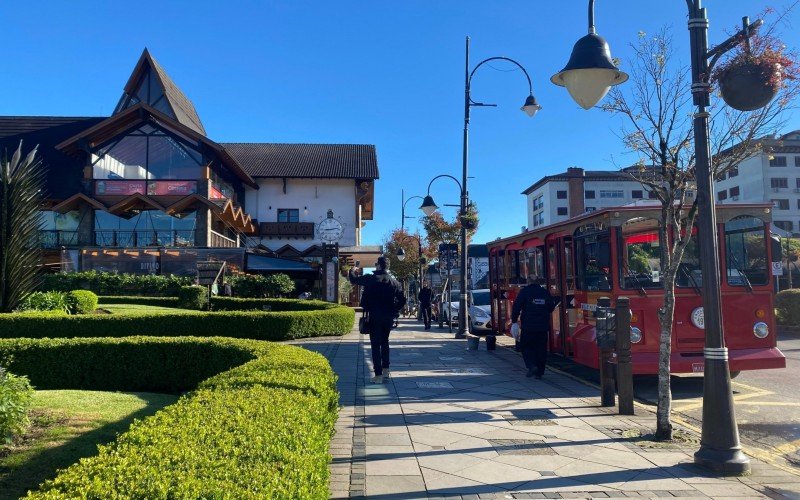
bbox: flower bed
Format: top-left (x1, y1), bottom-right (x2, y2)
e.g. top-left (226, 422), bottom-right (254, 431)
top-left (0, 337), bottom-right (338, 498)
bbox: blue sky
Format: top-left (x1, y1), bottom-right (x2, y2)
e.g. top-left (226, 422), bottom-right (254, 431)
top-left (3, 1), bottom-right (799, 245)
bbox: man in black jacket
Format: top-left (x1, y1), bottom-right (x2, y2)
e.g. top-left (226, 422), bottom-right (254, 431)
top-left (511, 275), bottom-right (558, 379)
top-left (418, 281), bottom-right (433, 330)
top-left (349, 256), bottom-right (406, 384)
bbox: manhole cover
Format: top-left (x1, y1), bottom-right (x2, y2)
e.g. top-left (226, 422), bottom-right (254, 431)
top-left (451, 368), bottom-right (490, 375)
top-left (505, 409), bottom-right (558, 426)
top-left (488, 439), bottom-right (555, 455)
top-left (439, 356), bottom-right (464, 361)
top-left (417, 381), bottom-right (454, 389)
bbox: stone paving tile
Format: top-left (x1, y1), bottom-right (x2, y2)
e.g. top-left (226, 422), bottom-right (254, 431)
top-left (309, 322), bottom-right (800, 500)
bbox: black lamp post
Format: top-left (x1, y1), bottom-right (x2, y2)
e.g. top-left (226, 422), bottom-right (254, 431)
top-left (401, 189), bottom-right (425, 230)
top-left (452, 36), bottom-right (539, 338)
top-left (552, 0), bottom-right (763, 476)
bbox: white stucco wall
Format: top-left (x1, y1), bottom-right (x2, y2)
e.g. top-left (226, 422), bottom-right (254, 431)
top-left (244, 178), bottom-right (358, 251)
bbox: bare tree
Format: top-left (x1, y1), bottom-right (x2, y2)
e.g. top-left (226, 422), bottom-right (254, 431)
top-left (602, 28), bottom-right (797, 440)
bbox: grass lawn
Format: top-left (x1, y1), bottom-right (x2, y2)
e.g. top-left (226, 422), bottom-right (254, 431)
top-left (0, 390), bottom-right (178, 499)
top-left (98, 303), bottom-right (201, 315)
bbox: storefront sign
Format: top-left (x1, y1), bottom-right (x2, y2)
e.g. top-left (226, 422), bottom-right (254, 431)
top-left (147, 181), bottom-right (197, 196)
top-left (95, 180), bottom-right (146, 196)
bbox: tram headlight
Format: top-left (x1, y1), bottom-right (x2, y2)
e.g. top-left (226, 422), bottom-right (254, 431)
top-left (753, 322), bottom-right (769, 339)
top-left (630, 326), bottom-right (643, 344)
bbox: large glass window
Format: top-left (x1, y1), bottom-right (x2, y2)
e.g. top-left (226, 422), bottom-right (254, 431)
top-left (725, 216), bottom-right (768, 286)
top-left (93, 125), bottom-right (203, 180)
top-left (277, 209), bottom-right (299, 222)
top-left (575, 228), bottom-right (611, 291)
top-left (94, 210), bottom-right (196, 247)
top-left (619, 218), bottom-right (663, 289)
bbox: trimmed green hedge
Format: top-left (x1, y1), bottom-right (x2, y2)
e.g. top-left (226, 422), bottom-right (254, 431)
top-left (40, 271), bottom-right (193, 296)
top-left (177, 285), bottom-right (208, 311)
top-left (776, 289), bottom-right (800, 326)
top-left (0, 337), bottom-right (337, 498)
top-left (0, 305), bottom-right (354, 341)
top-left (98, 296), bottom-right (340, 312)
top-left (67, 290), bottom-right (98, 314)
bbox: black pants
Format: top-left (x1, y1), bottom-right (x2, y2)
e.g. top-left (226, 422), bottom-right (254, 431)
top-left (421, 305), bottom-right (431, 328)
top-left (520, 331), bottom-right (548, 376)
top-left (369, 316), bottom-right (392, 376)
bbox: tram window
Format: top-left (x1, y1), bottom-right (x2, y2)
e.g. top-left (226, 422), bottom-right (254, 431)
top-left (495, 251), bottom-right (506, 284)
top-left (724, 216), bottom-right (768, 286)
top-left (619, 231), bottom-right (664, 289)
top-left (576, 233), bottom-right (611, 291)
top-left (548, 245), bottom-right (560, 294)
top-left (526, 246), bottom-right (544, 279)
top-left (515, 250), bottom-right (528, 284)
top-left (564, 240), bottom-right (575, 292)
top-left (676, 228), bottom-right (702, 288)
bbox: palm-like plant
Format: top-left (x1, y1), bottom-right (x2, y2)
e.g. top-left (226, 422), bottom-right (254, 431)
top-left (0, 143), bottom-right (45, 312)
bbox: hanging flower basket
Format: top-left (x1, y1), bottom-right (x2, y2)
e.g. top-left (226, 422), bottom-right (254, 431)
top-left (459, 215), bottom-right (477, 230)
top-left (717, 60), bottom-right (781, 111)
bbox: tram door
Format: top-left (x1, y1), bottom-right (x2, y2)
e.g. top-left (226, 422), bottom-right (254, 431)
top-left (546, 239), bottom-right (570, 355)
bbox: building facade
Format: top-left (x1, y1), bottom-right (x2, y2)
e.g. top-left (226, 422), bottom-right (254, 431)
top-left (0, 49), bottom-right (378, 277)
top-left (522, 167), bottom-right (664, 229)
top-left (715, 131), bottom-right (800, 235)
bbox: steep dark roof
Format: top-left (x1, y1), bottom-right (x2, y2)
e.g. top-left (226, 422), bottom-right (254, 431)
top-left (117, 49), bottom-right (206, 135)
top-left (220, 143), bottom-right (379, 179)
top-left (0, 116), bottom-right (105, 199)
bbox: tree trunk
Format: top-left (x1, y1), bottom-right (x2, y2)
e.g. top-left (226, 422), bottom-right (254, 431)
top-left (655, 268), bottom-right (677, 440)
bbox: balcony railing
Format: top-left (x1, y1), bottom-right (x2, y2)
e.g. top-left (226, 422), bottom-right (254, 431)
top-left (259, 222), bottom-right (315, 238)
top-left (94, 230), bottom-right (196, 248)
top-left (210, 230), bottom-right (240, 248)
top-left (39, 230), bottom-right (79, 249)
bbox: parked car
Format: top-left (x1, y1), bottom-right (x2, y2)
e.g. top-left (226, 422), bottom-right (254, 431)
top-left (439, 289), bottom-right (492, 334)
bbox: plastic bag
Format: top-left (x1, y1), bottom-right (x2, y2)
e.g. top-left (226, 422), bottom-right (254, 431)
top-left (510, 322), bottom-right (520, 341)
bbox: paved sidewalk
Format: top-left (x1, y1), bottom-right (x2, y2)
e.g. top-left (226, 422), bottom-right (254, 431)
top-left (300, 319), bottom-right (800, 499)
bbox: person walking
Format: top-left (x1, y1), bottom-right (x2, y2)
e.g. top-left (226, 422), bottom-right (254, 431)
top-left (418, 281), bottom-right (433, 330)
top-left (349, 256), bottom-right (406, 384)
top-left (511, 275), bottom-right (558, 379)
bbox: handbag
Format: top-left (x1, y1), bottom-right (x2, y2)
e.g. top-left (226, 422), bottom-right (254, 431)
top-left (359, 311), bottom-right (370, 334)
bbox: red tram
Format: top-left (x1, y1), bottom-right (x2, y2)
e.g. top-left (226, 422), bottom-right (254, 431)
top-left (487, 203), bottom-right (786, 374)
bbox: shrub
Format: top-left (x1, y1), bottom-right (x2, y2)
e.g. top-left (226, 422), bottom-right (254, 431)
top-left (177, 285), bottom-right (208, 311)
top-left (0, 364), bottom-right (34, 443)
top-left (228, 273), bottom-right (296, 298)
top-left (66, 290), bottom-right (98, 314)
top-left (776, 289), bottom-right (800, 326)
top-left (0, 337), bottom-right (337, 498)
top-left (98, 296), bottom-right (342, 311)
top-left (40, 271), bottom-right (193, 296)
top-left (17, 291), bottom-right (71, 314)
top-left (0, 304), bottom-right (355, 341)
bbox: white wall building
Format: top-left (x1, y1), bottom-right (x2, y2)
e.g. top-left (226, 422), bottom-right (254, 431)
top-left (715, 131), bottom-right (800, 235)
top-left (522, 167), bottom-right (662, 228)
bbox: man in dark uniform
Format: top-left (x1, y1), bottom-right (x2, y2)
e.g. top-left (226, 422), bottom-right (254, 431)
top-left (511, 275), bottom-right (558, 379)
top-left (349, 256), bottom-right (406, 384)
top-left (418, 281), bottom-right (433, 330)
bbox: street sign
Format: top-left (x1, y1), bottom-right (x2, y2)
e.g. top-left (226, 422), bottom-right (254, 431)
top-left (438, 243), bottom-right (458, 271)
top-left (197, 261), bottom-right (226, 285)
top-left (772, 261), bottom-right (783, 276)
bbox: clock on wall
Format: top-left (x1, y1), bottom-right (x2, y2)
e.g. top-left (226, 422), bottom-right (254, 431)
top-left (317, 210), bottom-right (344, 243)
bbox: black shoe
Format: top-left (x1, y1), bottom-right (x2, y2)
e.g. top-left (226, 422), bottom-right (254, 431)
top-left (526, 369), bottom-right (535, 378)
top-left (534, 373), bottom-right (543, 380)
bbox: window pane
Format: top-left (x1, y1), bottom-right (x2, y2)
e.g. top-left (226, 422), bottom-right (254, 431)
top-left (557, 191), bottom-right (567, 199)
top-left (575, 230), bottom-right (611, 291)
top-left (619, 218), bottom-right (663, 289)
top-left (730, 186), bottom-right (740, 197)
top-left (725, 216), bottom-right (768, 286)
top-left (94, 136), bottom-right (148, 179)
top-left (676, 229), bottom-right (702, 288)
top-left (277, 209), bottom-right (299, 222)
top-left (147, 135), bottom-right (203, 179)
top-left (770, 156), bottom-right (787, 167)
top-left (585, 190), bottom-right (595, 199)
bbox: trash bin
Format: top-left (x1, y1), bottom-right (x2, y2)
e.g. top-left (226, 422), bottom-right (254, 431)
top-left (485, 335), bottom-right (496, 351)
top-left (467, 335), bottom-right (480, 350)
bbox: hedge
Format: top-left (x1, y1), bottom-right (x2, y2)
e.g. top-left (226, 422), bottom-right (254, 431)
top-left (177, 285), bottom-right (208, 311)
top-left (776, 289), bottom-right (800, 326)
top-left (67, 290), bottom-right (98, 314)
top-left (40, 271), bottom-right (193, 296)
top-left (0, 305), bottom-right (355, 341)
top-left (0, 337), bottom-right (337, 498)
top-left (98, 295), bottom-right (339, 312)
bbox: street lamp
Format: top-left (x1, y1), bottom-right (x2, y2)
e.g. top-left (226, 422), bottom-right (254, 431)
top-left (553, 0), bottom-right (763, 476)
top-left (401, 189), bottom-right (425, 230)
top-left (453, 36), bottom-right (538, 338)
top-left (550, 0), bottom-right (628, 109)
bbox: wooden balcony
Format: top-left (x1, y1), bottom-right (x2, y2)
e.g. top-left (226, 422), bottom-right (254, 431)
top-left (259, 222), bottom-right (315, 239)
